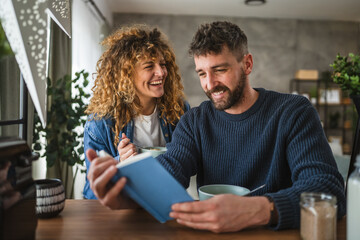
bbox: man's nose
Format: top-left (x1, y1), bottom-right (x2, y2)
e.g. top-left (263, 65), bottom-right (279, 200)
top-left (205, 73), bottom-right (216, 90)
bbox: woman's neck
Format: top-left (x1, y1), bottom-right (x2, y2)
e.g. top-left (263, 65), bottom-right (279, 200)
top-left (140, 98), bottom-right (157, 116)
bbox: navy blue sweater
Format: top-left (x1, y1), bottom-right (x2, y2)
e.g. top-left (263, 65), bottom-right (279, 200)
top-left (158, 88), bottom-right (346, 230)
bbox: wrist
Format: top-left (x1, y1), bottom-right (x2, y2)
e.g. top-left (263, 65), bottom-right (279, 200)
top-left (264, 195), bottom-right (278, 227)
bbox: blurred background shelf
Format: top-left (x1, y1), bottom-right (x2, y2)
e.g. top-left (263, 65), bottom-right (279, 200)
top-left (290, 77), bottom-right (357, 155)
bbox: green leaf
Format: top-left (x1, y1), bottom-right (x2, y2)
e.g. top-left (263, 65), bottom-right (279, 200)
top-left (32, 70), bottom-right (90, 171)
top-left (33, 143), bottom-right (42, 151)
top-left (46, 151), bottom-right (58, 167)
top-left (68, 157), bottom-right (76, 166)
top-left (78, 148), bottom-right (84, 155)
top-left (330, 53), bottom-right (360, 95)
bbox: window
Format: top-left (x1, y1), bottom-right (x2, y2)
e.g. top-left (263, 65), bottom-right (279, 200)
top-left (0, 23), bottom-right (28, 140)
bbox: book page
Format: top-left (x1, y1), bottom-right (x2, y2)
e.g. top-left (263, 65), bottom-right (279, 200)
top-left (98, 150), bottom-right (153, 168)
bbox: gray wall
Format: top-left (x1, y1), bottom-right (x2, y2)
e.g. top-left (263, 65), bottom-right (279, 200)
top-left (113, 13), bottom-right (360, 107)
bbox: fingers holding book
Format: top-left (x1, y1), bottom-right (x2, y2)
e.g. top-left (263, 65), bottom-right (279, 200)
top-left (86, 149), bottom-right (130, 209)
top-left (86, 149), bottom-right (139, 209)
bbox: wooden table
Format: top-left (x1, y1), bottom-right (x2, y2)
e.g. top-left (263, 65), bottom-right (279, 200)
top-left (36, 200), bottom-right (346, 240)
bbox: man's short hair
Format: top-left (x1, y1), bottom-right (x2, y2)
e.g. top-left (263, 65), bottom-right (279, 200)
top-left (189, 21), bottom-right (248, 61)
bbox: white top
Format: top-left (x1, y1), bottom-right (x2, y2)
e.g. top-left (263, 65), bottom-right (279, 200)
top-left (133, 105), bottom-right (166, 148)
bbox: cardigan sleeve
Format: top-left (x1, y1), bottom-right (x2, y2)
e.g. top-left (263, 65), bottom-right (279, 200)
top-left (83, 118), bottom-right (121, 199)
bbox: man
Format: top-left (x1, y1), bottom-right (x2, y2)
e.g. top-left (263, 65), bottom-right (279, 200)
top-left (86, 21), bottom-right (346, 233)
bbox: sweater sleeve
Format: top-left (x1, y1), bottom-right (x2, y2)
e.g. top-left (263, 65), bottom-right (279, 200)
top-left (157, 109), bottom-right (199, 188)
top-left (266, 103), bottom-right (346, 230)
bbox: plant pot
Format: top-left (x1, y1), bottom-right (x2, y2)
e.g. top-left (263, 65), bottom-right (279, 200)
top-left (35, 178), bottom-right (65, 218)
top-left (351, 95), bottom-right (360, 115)
top-left (348, 95), bottom-right (360, 187)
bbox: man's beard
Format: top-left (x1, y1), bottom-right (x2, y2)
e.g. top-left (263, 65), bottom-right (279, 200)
top-left (205, 73), bottom-right (246, 111)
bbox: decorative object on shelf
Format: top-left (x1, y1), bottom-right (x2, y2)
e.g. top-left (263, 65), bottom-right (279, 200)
top-left (295, 69), bottom-right (319, 80)
top-left (290, 74), bottom-right (353, 157)
top-left (0, 0), bottom-right (71, 127)
top-left (301, 93), bottom-right (310, 100)
top-left (343, 143), bottom-right (351, 154)
top-left (33, 70), bottom-right (90, 198)
top-left (344, 120), bottom-right (352, 129)
top-left (341, 89), bottom-right (352, 105)
top-left (35, 178), bottom-right (65, 218)
top-left (328, 136), bottom-right (343, 156)
top-left (329, 112), bottom-right (341, 129)
top-left (330, 53), bottom-right (360, 184)
top-left (318, 88), bottom-right (341, 105)
top-left (343, 97), bottom-right (351, 105)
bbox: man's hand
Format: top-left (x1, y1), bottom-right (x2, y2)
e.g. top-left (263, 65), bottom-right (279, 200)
top-left (86, 149), bottom-right (137, 209)
top-left (117, 133), bottom-right (138, 162)
top-left (170, 195), bottom-right (272, 233)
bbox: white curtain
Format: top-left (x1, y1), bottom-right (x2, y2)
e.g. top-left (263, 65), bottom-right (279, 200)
top-left (72, 0), bottom-right (106, 80)
top-left (71, 0), bottom-right (108, 199)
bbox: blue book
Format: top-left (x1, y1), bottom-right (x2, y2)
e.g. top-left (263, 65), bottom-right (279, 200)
top-left (99, 151), bottom-right (194, 223)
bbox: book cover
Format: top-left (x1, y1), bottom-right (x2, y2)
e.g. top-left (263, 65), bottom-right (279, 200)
top-left (99, 151), bottom-right (194, 223)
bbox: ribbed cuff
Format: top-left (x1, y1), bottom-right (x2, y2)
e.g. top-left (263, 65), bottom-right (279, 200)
top-left (265, 192), bottom-right (299, 230)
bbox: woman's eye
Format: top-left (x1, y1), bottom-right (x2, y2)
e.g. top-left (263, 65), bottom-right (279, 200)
top-left (144, 65), bottom-right (153, 69)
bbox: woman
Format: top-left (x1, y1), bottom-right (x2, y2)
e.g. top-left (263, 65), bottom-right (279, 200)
top-left (83, 25), bottom-right (189, 199)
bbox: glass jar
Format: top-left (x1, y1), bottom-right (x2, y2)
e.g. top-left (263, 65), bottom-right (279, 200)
top-left (300, 192), bottom-right (337, 240)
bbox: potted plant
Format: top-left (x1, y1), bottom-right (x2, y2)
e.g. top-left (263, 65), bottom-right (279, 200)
top-left (330, 53), bottom-right (360, 180)
top-left (33, 70), bottom-right (90, 198)
top-left (330, 53), bottom-right (360, 100)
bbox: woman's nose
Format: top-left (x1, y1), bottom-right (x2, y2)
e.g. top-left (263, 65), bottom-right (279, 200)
top-left (154, 64), bottom-right (165, 77)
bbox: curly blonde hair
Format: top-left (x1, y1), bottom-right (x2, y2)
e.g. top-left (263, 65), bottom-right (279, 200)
top-left (86, 25), bottom-right (186, 147)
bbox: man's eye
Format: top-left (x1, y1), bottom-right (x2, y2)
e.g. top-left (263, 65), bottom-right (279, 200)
top-left (198, 73), bottom-right (206, 77)
top-left (216, 69), bottom-right (226, 72)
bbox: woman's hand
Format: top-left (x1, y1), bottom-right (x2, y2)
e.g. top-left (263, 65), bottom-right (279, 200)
top-left (117, 133), bottom-right (138, 162)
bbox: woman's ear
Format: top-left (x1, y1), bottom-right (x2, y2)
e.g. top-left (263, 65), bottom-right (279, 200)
top-left (243, 53), bottom-right (253, 75)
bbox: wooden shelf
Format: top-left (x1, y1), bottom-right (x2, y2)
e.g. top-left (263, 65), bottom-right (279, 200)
top-left (290, 78), bottom-right (354, 154)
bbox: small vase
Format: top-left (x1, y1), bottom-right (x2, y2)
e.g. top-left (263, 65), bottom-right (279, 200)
top-left (35, 178), bottom-right (65, 218)
top-left (348, 95), bottom-right (360, 185)
top-left (351, 95), bottom-right (360, 115)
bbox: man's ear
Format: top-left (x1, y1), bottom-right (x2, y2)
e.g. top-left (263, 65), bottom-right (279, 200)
top-left (243, 53), bottom-right (253, 75)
